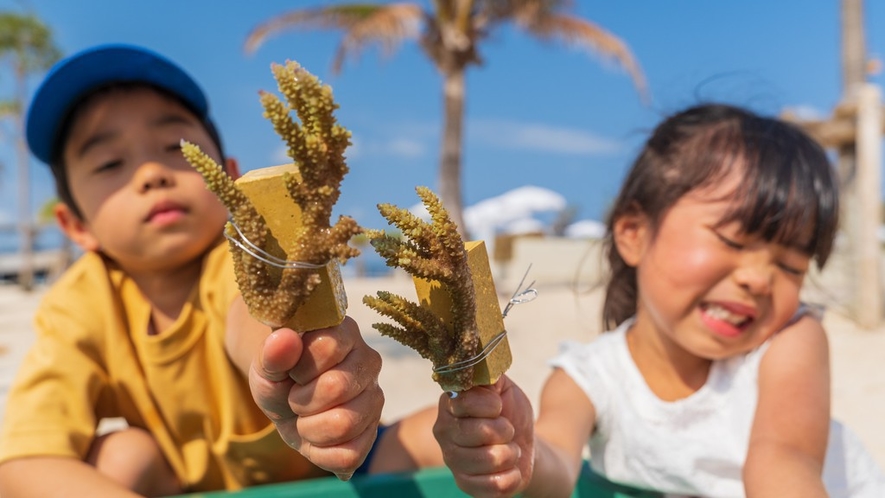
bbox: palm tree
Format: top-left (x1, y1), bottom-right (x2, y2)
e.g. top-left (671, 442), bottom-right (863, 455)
top-left (245, 0), bottom-right (647, 239)
top-left (0, 12), bottom-right (61, 291)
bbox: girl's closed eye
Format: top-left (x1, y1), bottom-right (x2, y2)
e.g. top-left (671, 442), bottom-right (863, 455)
top-left (777, 262), bottom-right (805, 276)
top-left (777, 249), bottom-right (811, 277)
top-left (712, 229), bottom-right (745, 250)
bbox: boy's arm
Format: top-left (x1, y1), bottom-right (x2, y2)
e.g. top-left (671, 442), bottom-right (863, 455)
top-left (434, 371), bottom-right (594, 498)
top-left (226, 295), bottom-right (273, 376)
top-left (0, 457), bottom-right (141, 498)
top-left (744, 316), bottom-right (830, 497)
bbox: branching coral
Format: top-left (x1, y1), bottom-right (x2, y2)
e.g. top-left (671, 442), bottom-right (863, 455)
top-left (182, 60), bottom-right (360, 328)
top-left (363, 186), bottom-right (481, 392)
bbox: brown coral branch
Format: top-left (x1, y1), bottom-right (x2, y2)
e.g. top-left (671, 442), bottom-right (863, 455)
top-left (182, 60), bottom-right (360, 328)
top-left (363, 186), bottom-right (480, 391)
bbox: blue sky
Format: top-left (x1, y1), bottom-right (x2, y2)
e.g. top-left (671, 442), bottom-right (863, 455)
top-left (1, 1), bottom-right (884, 249)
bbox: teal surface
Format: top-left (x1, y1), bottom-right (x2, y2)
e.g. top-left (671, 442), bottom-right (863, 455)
top-left (180, 461), bottom-right (663, 497)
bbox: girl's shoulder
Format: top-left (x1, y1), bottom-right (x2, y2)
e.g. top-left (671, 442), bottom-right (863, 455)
top-left (548, 321), bottom-right (634, 406)
top-left (551, 320), bottom-right (630, 365)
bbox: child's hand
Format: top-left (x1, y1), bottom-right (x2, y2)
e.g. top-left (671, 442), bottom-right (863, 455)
top-left (248, 317), bottom-right (384, 480)
top-left (433, 375), bottom-right (534, 498)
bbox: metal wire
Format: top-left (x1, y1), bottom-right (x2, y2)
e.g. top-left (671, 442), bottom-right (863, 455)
top-left (224, 219), bottom-right (327, 270)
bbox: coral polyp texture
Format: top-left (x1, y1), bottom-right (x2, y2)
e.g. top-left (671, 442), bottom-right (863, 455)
top-left (363, 186), bottom-right (511, 392)
top-left (182, 60), bottom-right (360, 329)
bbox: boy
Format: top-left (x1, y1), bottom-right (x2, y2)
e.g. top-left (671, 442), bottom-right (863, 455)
top-left (0, 44), bottom-right (394, 496)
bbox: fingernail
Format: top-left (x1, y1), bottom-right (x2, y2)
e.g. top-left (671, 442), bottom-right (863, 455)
top-left (336, 472), bottom-right (354, 482)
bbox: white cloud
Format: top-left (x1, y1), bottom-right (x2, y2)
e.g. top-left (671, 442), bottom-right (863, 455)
top-left (565, 219), bottom-right (606, 239)
top-left (385, 138), bottom-right (425, 158)
top-left (270, 115), bottom-right (618, 165)
top-left (782, 104), bottom-right (826, 122)
top-left (470, 118), bottom-right (622, 155)
top-left (272, 145), bottom-right (290, 164)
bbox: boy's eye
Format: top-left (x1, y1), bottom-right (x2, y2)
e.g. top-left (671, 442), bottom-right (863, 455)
top-left (94, 160), bottom-right (123, 173)
top-left (166, 142), bottom-right (183, 152)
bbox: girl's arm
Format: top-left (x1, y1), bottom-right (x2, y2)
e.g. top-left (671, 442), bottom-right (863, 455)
top-left (434, 369), bottom-right (595, 498)
top-left (523, 368), bottom-right (597, 497)
top-left (744, 315), bottom-right (830, 497)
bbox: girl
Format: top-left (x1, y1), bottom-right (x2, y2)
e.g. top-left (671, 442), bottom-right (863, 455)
top-left (433, 103), bottom-right (885, 497)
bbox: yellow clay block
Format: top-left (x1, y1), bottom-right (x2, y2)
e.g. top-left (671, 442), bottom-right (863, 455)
top-left (235, 164), bottom-right (347, 331)
top-left (414, 240), bottom-right (512, 386)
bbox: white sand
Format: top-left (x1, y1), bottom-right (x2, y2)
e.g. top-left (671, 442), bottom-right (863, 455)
top-left (0, 269), bottom-right (883, 470)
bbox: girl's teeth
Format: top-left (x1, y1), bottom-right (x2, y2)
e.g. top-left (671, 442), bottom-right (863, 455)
top-left (705, 305), bottom-right (747, 325)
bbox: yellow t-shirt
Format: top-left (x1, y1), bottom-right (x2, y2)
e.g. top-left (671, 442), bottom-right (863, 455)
top-left (0, 243), bottom-right (326, 491)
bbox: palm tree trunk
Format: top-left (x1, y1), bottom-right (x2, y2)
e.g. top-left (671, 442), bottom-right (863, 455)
top-left (15, 62), bottom-right (34, 291)
top-left (439, 68), bottom-right (468, 239)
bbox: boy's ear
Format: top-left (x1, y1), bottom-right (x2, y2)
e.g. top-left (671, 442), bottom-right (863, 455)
top-left (54, 203), bottom-right (100, 253)
top-left (224, 157), bottom-right (241, 181)
top-left (612, 209), bottom-right (650, 268)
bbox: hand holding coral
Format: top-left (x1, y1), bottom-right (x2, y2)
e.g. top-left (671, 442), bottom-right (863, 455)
top-left (248, 317), bottom-right (383, 480)
top-left (433, 375), bottom-right (535, 497)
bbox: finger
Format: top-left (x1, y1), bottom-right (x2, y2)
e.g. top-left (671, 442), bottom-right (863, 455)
top-left (301, 420), bottom-right (380, 481)
top-left (288, 317), bottom-right (360, 385)
top-left (449, 416), bottom-right (516, 448)
top-left (453, 467), bottom-right (525, 498)
top-left (256, 328), bottom-right (304, 382)
top-left (296, 381), bottom-right (385, 447)
top-left (249, 332), bottom-right (303, 421)
top-left (444, 441), bottom-right (521, 476)
top-left (442, 385), bottom-right (503, 419)
top-left (287, 341), bottom-right (382, 416)
top-left (267, 413), bottom-right (303, 451)
top-left (249, 362), bottom-right (298, 422)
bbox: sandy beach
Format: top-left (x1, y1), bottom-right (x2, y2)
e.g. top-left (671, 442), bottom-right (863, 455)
top-left (1, 265), bottom-right (883, 471)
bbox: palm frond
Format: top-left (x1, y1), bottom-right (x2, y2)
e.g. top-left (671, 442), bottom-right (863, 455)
top-left (246, 5), bottom-right (375, 54)
top-left (521, 13), bottom-right (648, 102)
top-left (245, 3), bottom-right (424, 74)
top-left (0, 100), bottom-right (19, 119)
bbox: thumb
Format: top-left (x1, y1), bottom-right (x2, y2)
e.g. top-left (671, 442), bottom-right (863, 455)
top-left (257, 328), bottom-right (304, 382)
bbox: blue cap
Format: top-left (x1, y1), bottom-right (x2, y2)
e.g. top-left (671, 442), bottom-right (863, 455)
top-left (26, 43), bottom-right (210, 165)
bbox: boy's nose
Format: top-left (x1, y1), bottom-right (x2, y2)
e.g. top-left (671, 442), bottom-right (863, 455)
top-left (136, 162), bottom-right (175, 192)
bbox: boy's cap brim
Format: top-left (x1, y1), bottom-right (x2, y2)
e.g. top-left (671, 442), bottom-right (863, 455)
top-left (26, 43), bottom-right (209, 164)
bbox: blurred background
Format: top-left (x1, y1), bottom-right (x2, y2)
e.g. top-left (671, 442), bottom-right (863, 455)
top-left (2, 1), bottom-right (885, 319)
top-left (2, 0), bottom-right (885, 470)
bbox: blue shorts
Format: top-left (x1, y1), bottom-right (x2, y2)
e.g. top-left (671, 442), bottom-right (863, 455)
top-left (353, 424), bottom-right (389, 475)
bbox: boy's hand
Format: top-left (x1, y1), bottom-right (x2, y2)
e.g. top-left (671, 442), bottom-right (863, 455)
top-left (433, 375), bottom-right (534, 498)
top-left (248, 317), bottom-right (384, 480)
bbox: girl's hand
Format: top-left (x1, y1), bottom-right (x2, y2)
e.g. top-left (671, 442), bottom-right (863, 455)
top-left (433, 375), bottom-right (535, 498)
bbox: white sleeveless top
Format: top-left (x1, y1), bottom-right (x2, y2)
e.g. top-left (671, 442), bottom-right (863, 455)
top-left (550, 318), bottom-right (885, 498)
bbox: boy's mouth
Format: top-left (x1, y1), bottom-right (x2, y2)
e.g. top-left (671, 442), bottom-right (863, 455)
top-left (145, 201), bottom-right (187, 224)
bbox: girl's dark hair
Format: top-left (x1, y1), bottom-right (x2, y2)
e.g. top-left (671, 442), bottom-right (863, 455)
top-left (48, 82), bottom-right (225, 219)
top-left (602, 103), bottom-right (839, 329)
